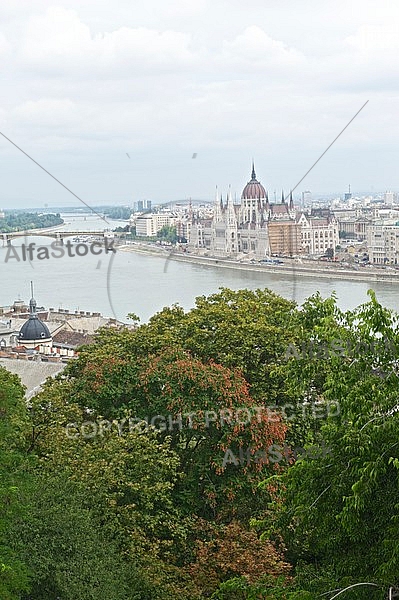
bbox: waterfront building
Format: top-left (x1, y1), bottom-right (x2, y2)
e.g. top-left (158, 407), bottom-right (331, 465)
top-left (336, 216), bottom-right (371, 241)
top-left (367, 221), bottom-right (399, 265)
top-left (175, 214), bottom-right (192, 241)
top-left (136, 214), bottom-right (155, 236)
top-left (297, 212), bottom-right (339, 255)
top-left (136, 212), bottom-right (177, 237)
top-left (268, 220), bottom-right (301, 256)
top-left (189, 164), bottom-right (301, 257)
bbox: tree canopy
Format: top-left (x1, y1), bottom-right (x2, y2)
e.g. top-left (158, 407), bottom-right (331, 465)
top-left (2, 288), bottom-right (399, 598)
top-left (0, 212), bottom-right (63, 233)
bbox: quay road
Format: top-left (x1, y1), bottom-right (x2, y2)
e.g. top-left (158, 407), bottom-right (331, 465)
top-left (120, 241), bottom-right (399, 285)
top-left (1, 228), bottom-right (124, 246)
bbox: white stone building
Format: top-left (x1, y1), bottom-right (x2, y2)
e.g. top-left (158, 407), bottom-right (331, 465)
top-left (189, 165), bottom-right (300, 257)
top-left (367, 221), bottom-right (399, 265)
top-left (136, 213), bottom-right (177, 237)
top-left (297, 213), bottom-right (339, 255)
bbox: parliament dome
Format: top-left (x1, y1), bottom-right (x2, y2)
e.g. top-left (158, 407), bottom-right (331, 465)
top-left (241, 164), bottom-right (267, 200)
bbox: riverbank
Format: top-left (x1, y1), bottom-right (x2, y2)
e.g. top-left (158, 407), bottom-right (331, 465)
top-left (0, 213), bottom-right (64, 235)
top-left (119, 242), bottom-right (399, 284)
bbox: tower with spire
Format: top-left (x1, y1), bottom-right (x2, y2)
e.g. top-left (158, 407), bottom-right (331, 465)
top-left (225, 187), bottom-right (238, 254)
top-left (211, 186), bottom-right (227, 253)
top-left (188, 161), bottom-right (300, 257)
top-left (251, 161), bottom-right (256, 181)
top-left (240, 161), bottom-right (267, 224)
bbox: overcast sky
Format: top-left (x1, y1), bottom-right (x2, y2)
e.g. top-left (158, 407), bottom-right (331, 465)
top-left (0, 0), bottom-right (398, 208)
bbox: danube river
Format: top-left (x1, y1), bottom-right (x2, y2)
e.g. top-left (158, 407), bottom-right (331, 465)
top-left (1, 213), bottom-right (399, 323)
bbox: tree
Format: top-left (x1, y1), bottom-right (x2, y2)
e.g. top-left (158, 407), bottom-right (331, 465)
top-left (157, 225), bottom-right (178, 244)
top-left (50, 344), bottom-right (287, 521)
top-left (105, 206), bottom-right (131, 220)
top-left (26, 386), bottom-right (200, 599)
top-left (263, 291), bottom-right (399, 598)
top-left (10, 474), bottom-right (136, 600)
top-left (0, 367), bottom-right (31, 600)
top-left (79, 287), bottom-right (300, 403)
top-left (0, 364), bottom-right (197, 600)
top-left (0, 212), bottom-right (63, 233)
top-left (56, 288), bottom-right (309, 523)
top-left (188, 520), bottom-right (291, 597)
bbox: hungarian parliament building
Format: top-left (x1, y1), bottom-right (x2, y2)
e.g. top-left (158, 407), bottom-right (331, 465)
top-left (188, 164), bottom-right (339, 258)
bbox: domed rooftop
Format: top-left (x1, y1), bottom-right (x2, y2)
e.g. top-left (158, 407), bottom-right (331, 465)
top-left (241, 163), bottom-right (267, 200)
top-left (18, 294), bottom-right (52, 344)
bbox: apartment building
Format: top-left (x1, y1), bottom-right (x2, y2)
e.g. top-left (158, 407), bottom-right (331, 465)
top-left (367, 221), bottom-right (399, 265)
top-left (135, 213), bottom-right (176, 237)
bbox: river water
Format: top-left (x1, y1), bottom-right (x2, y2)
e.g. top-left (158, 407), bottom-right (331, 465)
top-left (1, 213), bottom-right (399, 323)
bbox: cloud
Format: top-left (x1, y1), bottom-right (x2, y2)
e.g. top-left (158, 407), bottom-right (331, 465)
top-left (306, 24), bottom-right (399, 92)
top-left (13, 98), bottom-right (78, 127)
top-left (0, 32), bottom-right (11, 62)
top-left (346, 24), bottom-right (399, 54)
top-left (222, 25), bottom-right (305, 70)
top-left (0, 1), bottom-right (398, 202)
top-left (20, 7), bottom-right (195, 75)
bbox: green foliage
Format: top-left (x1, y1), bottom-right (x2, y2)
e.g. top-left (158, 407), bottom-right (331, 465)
top-left (114, 224), bottom-right (131, 232)
top-left (104, 206), bottom-right (132, 220)
top-left (26, 385), bottom-right (199, 598)
top-left (0, 368), bottom-right (31, 599)
top-left (61, 301), bottom-right (289, 520)
top-left (0, 366), bottom-right (197, 599)
top-left (10, 474), bottom-right (135, 600)
top-left (0, 212), bottom-right (63, 233)
top-left (211, 576), bottom-right (313, 599)
top-left (5, 287), bottom-right (399, 598)
top-left (264, 291), bottom-right (399, 597)
top-left (157, 224), bottom-right (178, 243)
top-left (81, 287), bottom-right (299, 403)
top-left (29, 288), bottom-right (299, 594)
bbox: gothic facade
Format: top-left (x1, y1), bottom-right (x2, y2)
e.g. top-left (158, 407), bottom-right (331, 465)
top-left (189, 164), bottom-right (301, 257)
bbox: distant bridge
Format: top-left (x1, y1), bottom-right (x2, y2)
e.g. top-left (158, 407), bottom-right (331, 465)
top-left (1, 230), bottom-right (124, 246)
